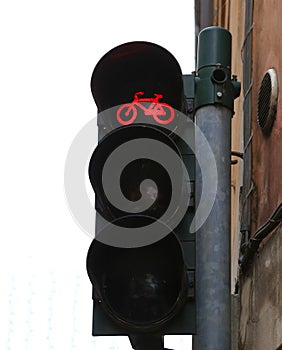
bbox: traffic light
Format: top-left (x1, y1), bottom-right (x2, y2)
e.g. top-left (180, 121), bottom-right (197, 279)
top-left (87, 41), bottom-right (196, 349)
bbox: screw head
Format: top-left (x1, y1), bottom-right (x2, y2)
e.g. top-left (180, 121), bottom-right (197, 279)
top-left (217, 91), bottom-right (223, 98)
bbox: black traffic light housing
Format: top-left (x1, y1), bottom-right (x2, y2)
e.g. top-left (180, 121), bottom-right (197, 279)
top-left (87, 41), bottom-right (196, 348)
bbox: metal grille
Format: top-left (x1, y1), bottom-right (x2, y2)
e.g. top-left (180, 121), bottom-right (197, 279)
top-left (257, 69), bottom-right (278, 133)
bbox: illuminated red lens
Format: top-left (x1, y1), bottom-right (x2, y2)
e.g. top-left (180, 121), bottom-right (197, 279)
top-left (116, 92), bottom-right (175, 125)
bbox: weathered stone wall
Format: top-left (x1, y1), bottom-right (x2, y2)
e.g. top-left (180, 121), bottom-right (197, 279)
top-left (239, 226), bottom-right (282, 350)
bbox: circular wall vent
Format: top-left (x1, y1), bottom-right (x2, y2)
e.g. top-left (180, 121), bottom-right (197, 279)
top-left (257, 68), bottom-right (279, 134)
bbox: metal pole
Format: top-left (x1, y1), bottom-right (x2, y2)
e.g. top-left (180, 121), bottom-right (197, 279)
top-left (195, 105), bottom-right (232, 350)
top-left (193, 26), bottom-right (240, 350)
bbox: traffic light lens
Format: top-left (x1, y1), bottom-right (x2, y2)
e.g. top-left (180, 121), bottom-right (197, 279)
top-left (87, 223), bottom-right (186, 331)
top-left (91, 41), bottom-right (184, 112)
top-left (89, 124), bottom-right (185, 228)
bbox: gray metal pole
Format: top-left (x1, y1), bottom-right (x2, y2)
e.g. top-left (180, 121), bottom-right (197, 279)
top-left (195, 105), bottom-right (232, 349)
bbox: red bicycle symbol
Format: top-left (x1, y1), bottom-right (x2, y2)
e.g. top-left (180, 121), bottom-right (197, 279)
top-left (116, 91), bottom-right (175, 125)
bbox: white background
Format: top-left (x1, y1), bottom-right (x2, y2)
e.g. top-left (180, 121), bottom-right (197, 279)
top-left (0, 1), bottom-right (195, 349)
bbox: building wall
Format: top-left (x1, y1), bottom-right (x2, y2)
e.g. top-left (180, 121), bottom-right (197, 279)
top-left (251, 0), bottom-right (282, 230)
top-left (239, 226), bottom-right (282, 349)
top-left (213, 0), bottom-right (245, 293)
top-left (227, 0), bottom-right (245, 295)
top-left (239, 1), bottom-right (282, 348)
top-left (211, 0), bottom-right (282, 349)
